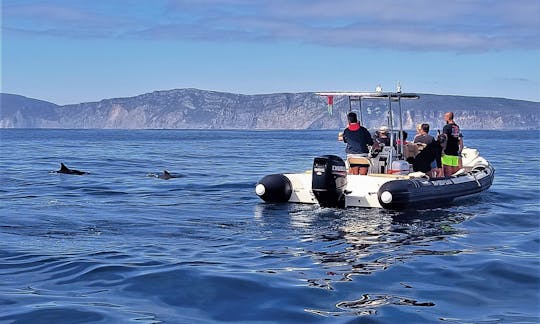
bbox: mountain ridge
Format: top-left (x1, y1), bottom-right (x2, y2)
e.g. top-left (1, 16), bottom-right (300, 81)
top-left (1, 89), bottom-right (539, 130)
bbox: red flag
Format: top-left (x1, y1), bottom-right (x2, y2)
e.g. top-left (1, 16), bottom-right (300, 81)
top-left (327, 95), bottom-right (334, 115)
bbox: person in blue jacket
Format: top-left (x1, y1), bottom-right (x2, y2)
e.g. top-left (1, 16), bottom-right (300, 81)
top-left (338, 112), bottom-right (374, 175)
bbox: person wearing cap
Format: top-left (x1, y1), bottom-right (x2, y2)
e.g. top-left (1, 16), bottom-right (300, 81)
top-left (339, 112), bottom-right (373, 175)
top-left (374, 126), bottom-right (391, 146)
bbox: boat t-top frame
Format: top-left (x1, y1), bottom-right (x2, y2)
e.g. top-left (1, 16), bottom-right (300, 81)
top-left (316, 90), bottom-right (419, 163)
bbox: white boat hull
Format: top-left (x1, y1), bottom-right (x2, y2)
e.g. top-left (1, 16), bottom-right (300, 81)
top-left (256, 148), bottom-right (494, 210)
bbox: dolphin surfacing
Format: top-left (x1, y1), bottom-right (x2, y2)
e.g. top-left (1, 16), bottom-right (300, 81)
top-left (57, 163), bottom-right (88, 175)
top-left (147, 170), bottom-right (184, 180)
top-left (158, 170), bottom-right (173, 180)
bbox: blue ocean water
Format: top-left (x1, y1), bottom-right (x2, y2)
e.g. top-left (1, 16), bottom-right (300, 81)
top-left (0, 129), bottom-right (539, 323)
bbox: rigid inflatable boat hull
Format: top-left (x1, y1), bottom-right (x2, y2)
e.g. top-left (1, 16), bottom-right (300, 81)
top-left (377, 165), bottom-right (495, 210)
top-left (256, 165), bottom-right (494, 210)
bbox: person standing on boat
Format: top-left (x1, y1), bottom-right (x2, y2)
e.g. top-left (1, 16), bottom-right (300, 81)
top-left (338, 112), bottom-right (373, 175)
top-left (412, 123), bottom-right (442, 177)
top-left (413, 123), bottom-right (435, 145)
top-left (412, 136), bottom-right (443, 178)
top-left (441, 112), bottom-right (463, 176)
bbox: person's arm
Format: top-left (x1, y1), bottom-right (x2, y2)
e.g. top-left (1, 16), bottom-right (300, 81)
top-left (431, 143), bottom-right (443, 177)
top-left (341, 129), bottom-right (348, 143)
top-left (365, 129), bottom-right (374, 146)
top-left (435, 148), bottom-right (442, 168)
top-left (438, 129), bottom-right (448, 152)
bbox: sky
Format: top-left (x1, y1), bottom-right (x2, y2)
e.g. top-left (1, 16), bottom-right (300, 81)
top-left (2, 0), bottom-right (540, 105)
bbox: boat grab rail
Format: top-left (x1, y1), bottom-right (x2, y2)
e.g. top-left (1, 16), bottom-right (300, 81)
top-left (470, 168), bottom-right (483, 187)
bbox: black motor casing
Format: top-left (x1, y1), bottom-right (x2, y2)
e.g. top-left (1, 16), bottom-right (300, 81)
top-left (311, 155), bottom-right (347, 208)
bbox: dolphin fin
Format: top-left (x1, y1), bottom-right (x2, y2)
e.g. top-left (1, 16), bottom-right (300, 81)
top-left (60, 163), bottom-right (70, 172)
top-left (158, 170), bottom-right (172, 180)
top-left (58, 163), bottom-right (87, 175)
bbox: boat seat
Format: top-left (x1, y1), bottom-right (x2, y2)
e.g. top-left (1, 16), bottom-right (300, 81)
top-left (348, 157), bottom-right (371, 167)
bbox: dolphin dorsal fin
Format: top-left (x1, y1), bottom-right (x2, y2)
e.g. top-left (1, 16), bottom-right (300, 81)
top-left (163, 170), bottom-right (170, 176)
top-left (60, 163), bottom-right (69, 172)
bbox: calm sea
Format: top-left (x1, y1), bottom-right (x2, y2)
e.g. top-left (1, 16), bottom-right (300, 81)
top-left (0, 129), bottom-right (539, 323)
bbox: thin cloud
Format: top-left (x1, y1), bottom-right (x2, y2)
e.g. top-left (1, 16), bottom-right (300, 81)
top-left (2, 1), bottom-right (148, 38)
top-left (5, 3), bottom-right (120, 27)
top-left (500, 77), bottom-right (536, 84)
top-left (3, 0), bottom-right (539, 51)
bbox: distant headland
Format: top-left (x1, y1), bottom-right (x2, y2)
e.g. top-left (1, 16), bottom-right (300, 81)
top-left (1, 89), bottom-right (539, 130)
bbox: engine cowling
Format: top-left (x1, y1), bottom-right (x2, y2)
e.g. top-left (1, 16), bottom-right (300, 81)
top-left (311, 155), bottom-right (347, 208)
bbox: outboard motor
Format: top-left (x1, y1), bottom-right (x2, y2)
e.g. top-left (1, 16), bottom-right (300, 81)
top-left (311, 155), bottom-right (347, 208)
top-left (255, 174), bottom-right (293, 203)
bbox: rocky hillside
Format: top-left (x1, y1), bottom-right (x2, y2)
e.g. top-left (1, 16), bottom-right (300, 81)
top-left (0, 94), bottom-right (60, 128)
top-left (1, 89), bottom-right (539, 130)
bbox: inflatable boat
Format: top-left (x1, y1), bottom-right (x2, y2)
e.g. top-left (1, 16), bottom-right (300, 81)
top-left (255, 90), bottom-right (495, 210)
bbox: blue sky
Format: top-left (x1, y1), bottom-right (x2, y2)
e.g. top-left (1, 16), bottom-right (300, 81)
top-left (2, 0), bottom-right (539, 104)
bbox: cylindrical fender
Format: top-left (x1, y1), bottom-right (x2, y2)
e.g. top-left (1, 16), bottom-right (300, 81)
top-left (255, 174), bottom-right (293, 203)
top-left (378, 180), bottom-right (412, 210)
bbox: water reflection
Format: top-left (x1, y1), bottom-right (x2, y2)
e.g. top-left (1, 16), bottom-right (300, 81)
top-left (255, 204), bottom-right (472, 273)
top-left (253, 203), bottom-right (475, 316)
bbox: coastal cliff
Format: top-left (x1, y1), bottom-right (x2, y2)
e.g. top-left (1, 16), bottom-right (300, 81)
top-left (1, 89), bottom-right (538, 130)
